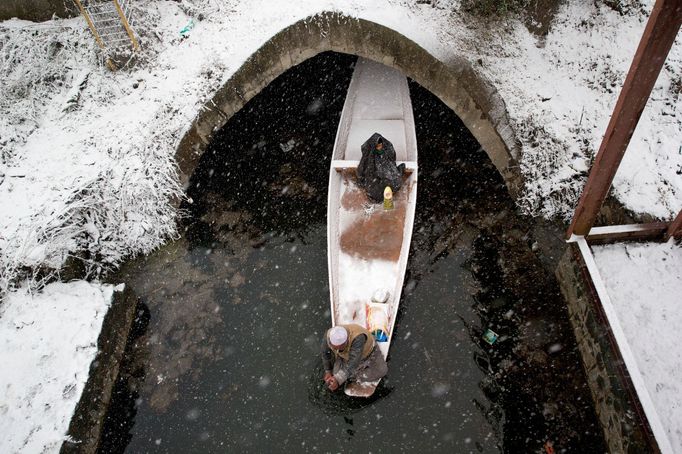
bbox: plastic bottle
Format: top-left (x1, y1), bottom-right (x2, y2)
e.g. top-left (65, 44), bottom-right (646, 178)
top-left (383, 186), bottom-right (394, 210)
top-left (366, 304), bottom-right (389, 342)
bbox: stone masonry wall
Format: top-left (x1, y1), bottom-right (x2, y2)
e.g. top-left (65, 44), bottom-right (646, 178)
top-left (60, 286), bottom-right (138, 454)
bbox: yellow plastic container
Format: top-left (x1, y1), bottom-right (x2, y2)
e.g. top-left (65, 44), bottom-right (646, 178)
top-left (383, 186), bottom-right (394, 210)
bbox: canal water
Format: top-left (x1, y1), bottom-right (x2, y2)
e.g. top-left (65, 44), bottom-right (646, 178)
top-left (101, 52), bottom-right (606, 453)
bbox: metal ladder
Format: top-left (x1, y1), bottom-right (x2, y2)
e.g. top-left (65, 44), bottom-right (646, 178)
top-left (74, 0), bottom-right (139, 68)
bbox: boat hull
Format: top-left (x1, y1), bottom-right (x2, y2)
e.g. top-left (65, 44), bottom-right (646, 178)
top-left (326, 58), bottom-right (418, 397)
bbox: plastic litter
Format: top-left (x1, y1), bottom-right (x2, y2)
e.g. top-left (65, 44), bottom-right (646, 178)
top-left (482, 329), bottom-right (498, 345)
top-left (366, 304), bottom-right (389, 342)
top-left (180, 18), bottom-right (195, 38)
top-left (544, 440), bottom-right (555, 454)
top-left (371, 288), bottom-right (389, 304)
top-left (383, 186), bottom-right (394, 210)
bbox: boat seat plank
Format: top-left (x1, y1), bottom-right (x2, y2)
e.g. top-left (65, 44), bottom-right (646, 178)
top-left (331, 159), bottom-right (417, 173)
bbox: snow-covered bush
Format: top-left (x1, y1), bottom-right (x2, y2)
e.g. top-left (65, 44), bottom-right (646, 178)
top-left (602, 0), bottom-right (646, 15)
top-left (0, 15), bottom-right (183, 294)
top-left (0, 20), bottom-right (95, 164)
top-left (174, 0), bottom-right (237, 19)
top-left (0, 136), bottom-right (183, 293)
top-left (460, 0), bottom-right (529, 16)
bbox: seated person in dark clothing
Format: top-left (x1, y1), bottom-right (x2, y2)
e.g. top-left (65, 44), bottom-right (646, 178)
top-left (357, 133), bottom-right (406, 203)
top-left (321, 324), bottom-right (388, 391)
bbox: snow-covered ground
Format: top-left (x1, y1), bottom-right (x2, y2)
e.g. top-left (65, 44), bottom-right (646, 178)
top-left (0, 0), bottom-right (680, 291)
top-left (0, 1), bottom-right (679, 451)
top-left (466, 1), bottom-right (681, 220)
top-left (592, 240), bottom-right (682, 452)
top-left (0, 280), bottom-right (117, 453)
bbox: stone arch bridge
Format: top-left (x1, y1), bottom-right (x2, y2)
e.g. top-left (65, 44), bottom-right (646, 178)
top-left (176, 12), bottom-right (522, 197)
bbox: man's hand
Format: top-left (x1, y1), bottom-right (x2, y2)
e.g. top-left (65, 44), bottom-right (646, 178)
top-left (323, 371), bottom-right (339, 391)
top-left (327, 376), bottom-right (339, 392)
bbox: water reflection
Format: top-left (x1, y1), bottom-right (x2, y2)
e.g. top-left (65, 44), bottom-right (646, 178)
top-left (102, 52), bottom-right (605, 453)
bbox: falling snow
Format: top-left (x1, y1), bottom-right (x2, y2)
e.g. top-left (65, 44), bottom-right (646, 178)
top-left (0, 0), bottom-right (679, 452)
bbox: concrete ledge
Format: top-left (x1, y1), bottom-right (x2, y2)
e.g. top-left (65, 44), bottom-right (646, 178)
top-left (175, 11), bottom-right (523, 199)
top-left (60, 285), bottom-right (138, 454)
top-left (556, 244), bottom-right (660, 453)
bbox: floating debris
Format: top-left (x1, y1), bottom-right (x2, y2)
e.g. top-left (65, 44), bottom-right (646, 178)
top-left (482, 329), bottom-right (498, 345)
top-left (544, 440), bottom-right (555, 454)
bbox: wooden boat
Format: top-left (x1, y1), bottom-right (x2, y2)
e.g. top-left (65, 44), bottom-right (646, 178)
top-left (327, 58), bottom-right (418, 397)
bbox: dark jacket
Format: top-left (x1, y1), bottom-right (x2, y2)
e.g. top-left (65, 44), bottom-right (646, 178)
top-left (320, 334), bottom-right (368, 385)
top-left (357, 133), bottom-right (404, 202)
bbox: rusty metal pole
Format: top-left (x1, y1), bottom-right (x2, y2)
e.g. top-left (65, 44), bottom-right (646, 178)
top-left (665, 210), bottom-right (682, 239)
top-left (566, 0), bottom-right (682, 238)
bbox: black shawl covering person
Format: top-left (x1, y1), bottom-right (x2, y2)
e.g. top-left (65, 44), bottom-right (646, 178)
top-left (356, 133), bottom-right (405, 203)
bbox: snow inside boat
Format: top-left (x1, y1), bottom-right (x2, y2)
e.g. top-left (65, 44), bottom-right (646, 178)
top-left (327, 58), bottom-right (418, 397)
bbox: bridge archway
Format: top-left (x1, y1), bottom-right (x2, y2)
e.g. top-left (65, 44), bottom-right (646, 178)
top-left (176, 12), bottom-right (522, 197)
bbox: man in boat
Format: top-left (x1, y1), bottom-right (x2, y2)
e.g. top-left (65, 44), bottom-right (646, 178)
top-left (321, 324), bottom-right (388, 391)
top-left (357, 133), bottom-right (406, 203)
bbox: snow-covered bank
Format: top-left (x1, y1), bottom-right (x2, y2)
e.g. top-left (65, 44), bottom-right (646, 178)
top-left (464, 0), bottom-right (681, 219)
top-left (0, 0), bottom-right (680, 290)
top-left (592, 240), bottom-right (682, 451)
top-left (0, 281), bottom-right (117, 453)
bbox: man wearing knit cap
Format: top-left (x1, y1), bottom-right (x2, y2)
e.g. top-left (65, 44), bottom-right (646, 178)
top-left (321, 324), bottom-right (388, 391)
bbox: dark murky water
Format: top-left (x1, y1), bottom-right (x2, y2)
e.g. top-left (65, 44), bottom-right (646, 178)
top-left (101, 52), bottom-right (606, 453)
